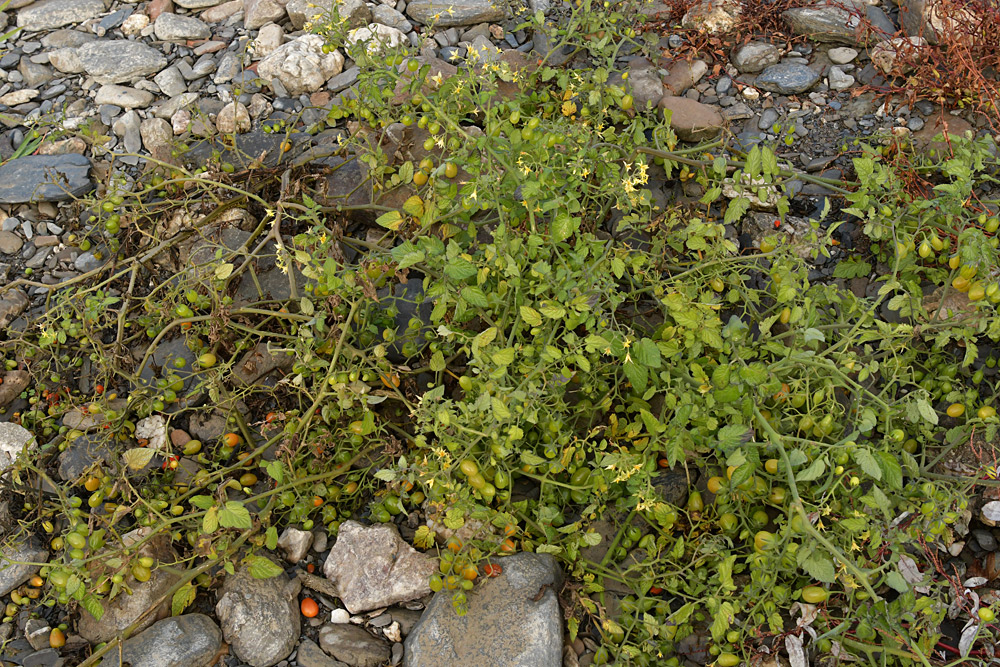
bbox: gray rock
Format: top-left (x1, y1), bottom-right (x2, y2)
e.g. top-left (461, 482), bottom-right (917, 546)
top-left (113, 110), bottom-right (142, 155)
top-left (755, 63), bottom-right (820, 94)
top-left (95, 84), bottom-right (154, 109)
top-left (216, 101), bottom-right (251, 133)
top-left (74, 250), bottom-right (105, 273)
top-left (76, 40), bottom-right (168, 84)
top-left (406, 0), bottom-right (507, 26)
top-left (98, 614), bottom-right (223, 667)
top-left (827, 46), bottom-right (858, 64)
top-left (243, 0), bottom-right (289, 30)
top-left (319, 625), bottom-right (390, 667)
top-left (731, 41), bottom-right (780, 73)
top-left (828, 65), bottom-right (855, 90)
top-left (277, 527), bottom-right (313, 564)
top-left (0, 230), bottom-right (22, 254)
top-left (322, 520), bottom-right (436, 614)
top-left (336, 0), bottom-right (372, 30)
top-left (658, 95), bottom-right (725, 142)
top-left (297, 638), bottom-right (349, 667)
top-left (25, 619), bottom-right (51, 651)
top-left (661, 58), bottom-right (707, 95)
top-left (681, 0), bottom-right (741, 33)
top-left (0, 539), bottom-right (47, 598)
top-left (154, 13), bottom-right (212, 41)
top-left (176, 0), bottom-right (226, 7)
top-left (783, 1), bottom-right (894, 45)
top-left (372, 4), bottom-right (412, 32)
top-left (0, 422), bottom-right (34, 473)
top-left (286, 0), bottom-right (323, 29)
top-left (18, 58), bottom-right (53, 87)
top-left (258, 34), bottom-right (345, 96)
top-left (758, 107), bottom-right (779, 131)
top-left (42, 28), bottom-right (95, 49)
top-left (22, 648), bottom-right (61, 667)
top-left (79, 531), bottom-right (177, 643)
top-left (0, 154), bottom-right (92, 203)
top-left (327, 66), bottom-right (359, 92)
top-left (215, 559), bottom-right (300, 667)
top-left (46, 47), bottom-right (84, 74)
top-left (0, 289), bottom-right (27, 327)
top-left (16, 0), bottom-right (106, 31)
top-left (403, 553), bottom-right (562, 667)
top-left (625, 68), bottom-right (663, 110)
top-left (0, 370), bottom-right (30, 408)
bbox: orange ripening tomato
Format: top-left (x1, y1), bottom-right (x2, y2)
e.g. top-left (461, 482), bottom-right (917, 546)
top-left (300, 598), bottom-right (319, 618)
top-left (223, 433), bottom-right (240, 448)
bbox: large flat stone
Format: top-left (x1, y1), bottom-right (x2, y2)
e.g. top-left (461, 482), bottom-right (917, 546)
top-left (403, 553), bottom-right (562, 667)
top-left (76, 40), bottom-right (168, 84)
top-left (782, 1), bottom-right (894, 45)
top-left (406, 0), bottom-right (507, 26)
top-left (17, 0), bottom-right (106, 31)
top-left (98, 614), bottom-right (223, 667)
top-left (0, 154), bottom-right (92, 203)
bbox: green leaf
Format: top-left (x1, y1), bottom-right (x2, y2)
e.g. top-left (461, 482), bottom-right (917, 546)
top-left (716, 424), bottom-right (749, 451)
top-left (633, 338), bottom-right (661, 368)
top-left (796, 457), bottom-right (826, 483)
top-left (444, 258), bottom-right (477, 281)
top-left (391, 241), bottom-right (424, 268)
top-left (218, 501), bottom-right (252, 529)
top-left (473, 327), bottom-right (497, 351)
top-left (79, 594), bottom-right (104, 621)
top-left (171, 583), bottom-right (197, 616)
top-left (300, 297), bottom-right (314, 316)
top-left (265, 526), bottom-right (279, 550)
top-left (429, 350), bottom-right (446, 372)
top-left (710, 600), bottom-right (735, 641)
top-left (521, 452), bottom-right (546, 466)
top-left (916, 397), bottom-right (939, 425)
top-left (539, 302), bottom-right (566, 319)
top-left (832, 258), bottom-right (872, 279)
top-left (246, 555), bottom-right (285, 579)
top-left (520, 306), bottom-right (542, 327)
top-left (403, 195), bottom-right (424, 216)
top-left (265, 461), bottom-right (284, 484)
top-left (122, 447), bottom-right (156, 471)
top-left (551, 214), bottom-right (578, 242)
top-left (876, 451), bottom-right (903, 491)
top-left (853, 449), bottom-right (882, 481)
top-left (376, 210), bottom-right (404, 230)
top-left (718, 555), bottom-right (737, 591)
top-left (190, 495), bottom-right (214, 510)
top-left (885, 570), bottom-right (909, 593)
top-left (492, 348), bottom-right (516, 366)
top-left (203, 506), bottom-right (219, 533)
top-left (214, 262), bottom-right (234, 280)
top-left (746, 146), bottom-right (761, 178)
top-left (461, 286), bottom-right (488, 308)
top-left (801, 552), bottom-right (836, 583)
top-left (623, 360), bottom-right (648, 394)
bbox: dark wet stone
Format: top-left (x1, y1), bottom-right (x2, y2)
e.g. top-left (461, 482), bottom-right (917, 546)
top-left (0, 154), bottom-right (92, 203)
